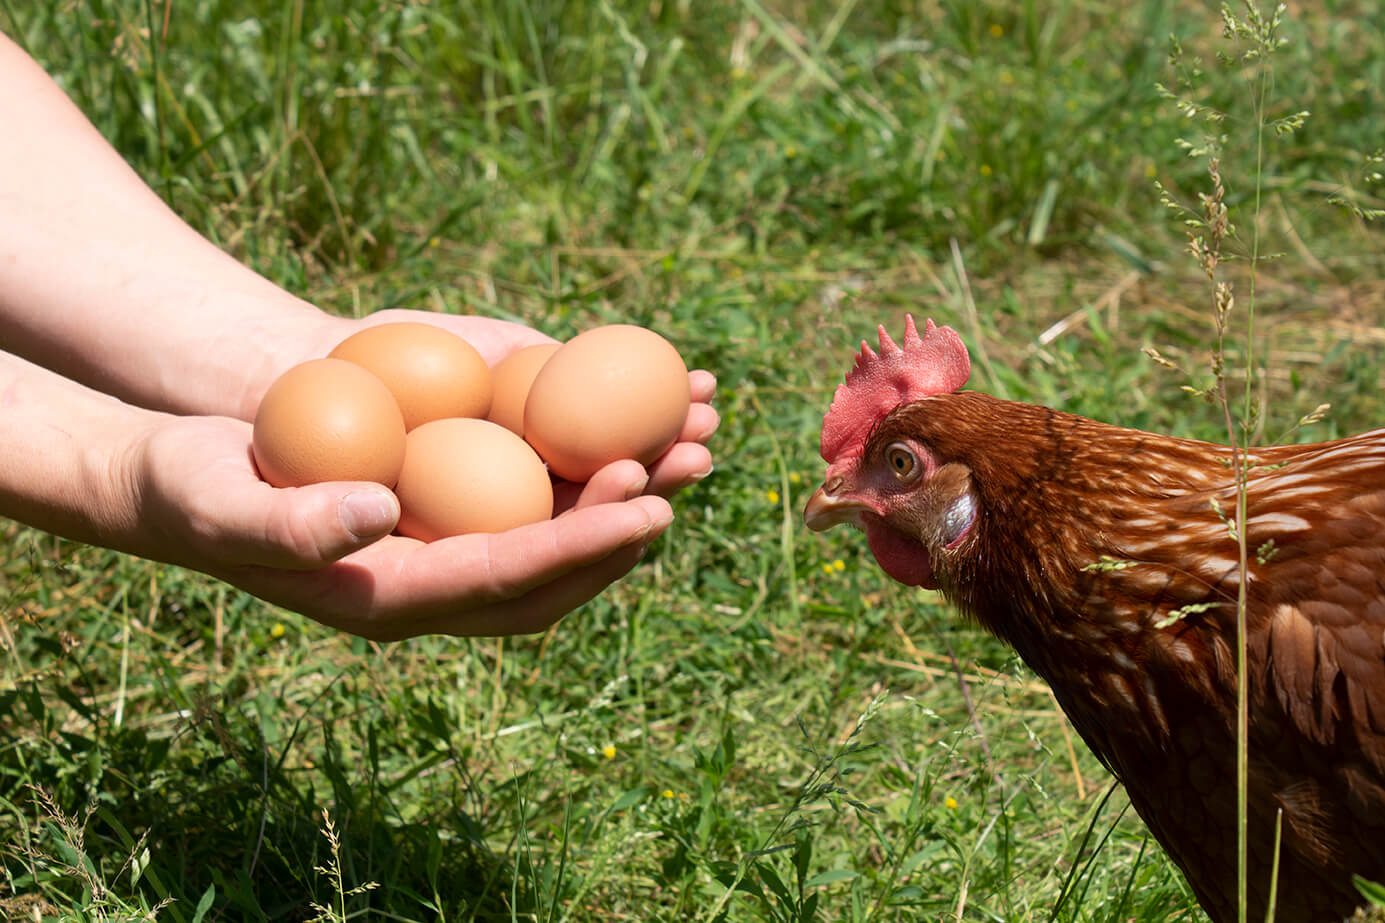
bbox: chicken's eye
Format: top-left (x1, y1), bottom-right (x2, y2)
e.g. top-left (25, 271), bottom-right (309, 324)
top-left (884, 443), bottom-right (917, 479)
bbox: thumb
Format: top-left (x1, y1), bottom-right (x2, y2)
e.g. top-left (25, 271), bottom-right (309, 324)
top-left (336, 486), bottom-right (402, 543)
top-left (231, 482), bottom-right (401, 569)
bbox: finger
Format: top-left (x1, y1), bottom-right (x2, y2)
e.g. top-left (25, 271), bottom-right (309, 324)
top-left (566, 459), bottom-right (650, 510)
top-left (644, 442), bottom-right (713, 497)
top-left (209, 480), bottom-right (400, 570)
top-left (416, 541), bottom-right (651, 637)
top-left (689, 370), bottom-right (716, 404)
top-left (552, 433), bottom-right (712, 510)
top-left (550, 460), bottom-right (649, 515)
top-left (680, 402), bottom-right (720, 444)
top-left (253, 495), bottom-right (675, 638)
top-left (409, 496), bottom-right (671, 606)
top-left (552, 419), bottom-right (715, 509)
top-left (514, 386), bottom-right (715, 515)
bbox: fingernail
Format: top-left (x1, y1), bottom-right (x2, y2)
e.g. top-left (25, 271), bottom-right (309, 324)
top-left (630, 511), bottom-right (673, 544)
top-left (340, 489), bottom-right (398, 539)
top-left (690, 465), bottom-right (714, 482)
top-left (623, 476), bottom-right (650, 501)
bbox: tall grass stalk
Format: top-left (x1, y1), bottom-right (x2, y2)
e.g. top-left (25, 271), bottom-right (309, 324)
top-left (1223, 7), bottom-right (1297, 919)
top-left (1164, 3), bottom-right (1297, 918)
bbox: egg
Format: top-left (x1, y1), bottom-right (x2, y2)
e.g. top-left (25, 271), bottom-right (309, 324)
top-left (394, 418), bottom-right (554, 540)
top-left (328, 322), bottom-right (492, 430)
top-left (486, 343), bottom-right (561, 437)
top-left (523, 325), bottom-right (690, 482)
top-left (252, 358), bottom-right (407, 488)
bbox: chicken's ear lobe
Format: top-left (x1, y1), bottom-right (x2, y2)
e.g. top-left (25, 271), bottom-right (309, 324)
top-left (930, 464), bottom-right (979, 548)
top-left (820, 315), bottom-right (971, 463)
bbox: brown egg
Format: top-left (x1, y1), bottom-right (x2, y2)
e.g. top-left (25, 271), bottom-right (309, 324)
top-left (487, 343), bottom-right (561, 437)
top-left (524, 325), bottom-right (690, 483)
top-left (395, 418), bottom-right (554, 540)
top-left (329, 322), bottom-right (492, 430)
top-left (252, 358), bottom-right (406, 488)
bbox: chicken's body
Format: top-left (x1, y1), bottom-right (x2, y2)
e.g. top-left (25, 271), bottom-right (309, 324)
top-left (806, 319), bottom-right (1385, 923)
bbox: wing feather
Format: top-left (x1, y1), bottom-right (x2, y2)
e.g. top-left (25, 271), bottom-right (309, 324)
top-left (1255, 436), bottom-right (1385, 776)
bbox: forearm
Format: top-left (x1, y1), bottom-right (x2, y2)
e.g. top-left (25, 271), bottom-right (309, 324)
top-left (0, 31), bottom-right (336, 420)
top-left (0, 349), bottom-right (158, 551)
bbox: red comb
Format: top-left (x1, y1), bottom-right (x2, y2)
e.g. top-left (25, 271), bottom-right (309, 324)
top-left (820, 315), bottom-right (971, 462)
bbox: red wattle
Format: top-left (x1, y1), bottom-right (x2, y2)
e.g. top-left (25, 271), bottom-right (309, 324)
top-left (865, 521), bottom-right (936, 589)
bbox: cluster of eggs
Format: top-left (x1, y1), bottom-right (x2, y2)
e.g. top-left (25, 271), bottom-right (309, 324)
top-left (251, 322), bottom-right (691, 541)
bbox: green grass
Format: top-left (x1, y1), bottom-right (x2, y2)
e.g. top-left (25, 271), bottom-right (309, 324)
top-left (2, 0), bottom-right (1383, 920)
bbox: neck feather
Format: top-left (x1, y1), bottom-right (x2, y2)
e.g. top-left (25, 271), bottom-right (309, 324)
top-left (878, 392), bottom-right (1246, 736)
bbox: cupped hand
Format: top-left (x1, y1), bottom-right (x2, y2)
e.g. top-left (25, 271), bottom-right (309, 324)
top-left (129, 413), bottom-right (698, 639)
top-left (140, 306), bottom-right (720, 638)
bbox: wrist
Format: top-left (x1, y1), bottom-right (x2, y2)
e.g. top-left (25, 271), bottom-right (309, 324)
top-left (0, 351), bottom-right (163, 552)
top-left (208, 295), bottom-right (350, 422)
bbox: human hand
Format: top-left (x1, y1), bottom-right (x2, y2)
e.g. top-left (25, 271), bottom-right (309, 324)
top-left (127, 409), bottom-right (710, 639)
top-left (129, 308), bottom-right (716, 638)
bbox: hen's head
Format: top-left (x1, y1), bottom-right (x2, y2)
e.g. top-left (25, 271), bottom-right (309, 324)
top-left (805, 316), bottom-right (973, 589)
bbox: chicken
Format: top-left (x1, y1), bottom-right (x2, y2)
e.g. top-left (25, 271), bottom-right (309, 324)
top-left (804, 316), bottom-right (1385, 923)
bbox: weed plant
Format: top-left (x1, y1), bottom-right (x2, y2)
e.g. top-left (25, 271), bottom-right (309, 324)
top-left (2, 1), bottom-right (1383, 921)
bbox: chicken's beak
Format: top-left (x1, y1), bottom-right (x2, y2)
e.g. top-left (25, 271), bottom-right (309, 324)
top-left (804, 479), bottom-right (868, 532)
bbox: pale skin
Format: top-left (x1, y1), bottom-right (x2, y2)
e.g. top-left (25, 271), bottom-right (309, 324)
top-left (0, 32), bottom-right (718, 640)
